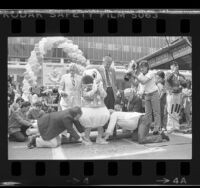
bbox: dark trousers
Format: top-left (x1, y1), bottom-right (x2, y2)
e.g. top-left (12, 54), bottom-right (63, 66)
top-left (104, 87), bottom-right (117, 136)
top-left (104, 87), bottom-right (115, 110)
top-left (160, 93), bottom-right (167, 129)
top-left (132, 115), bottom-right (163, 144)
top-left (9, 131), bottom-right (27, 142)
top-left (73, 120), bottom-right (85, 133)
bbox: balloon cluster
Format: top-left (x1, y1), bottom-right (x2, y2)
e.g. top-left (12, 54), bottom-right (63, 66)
top-left (22, 37), bottom-right (88, 97)
top-left (38, 37), bottom-right (87, 66)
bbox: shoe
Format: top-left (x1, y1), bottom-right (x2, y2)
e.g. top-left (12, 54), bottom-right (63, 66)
top-left (161, 131), bottom-right (170, 141)
top-left (153, 131), bottom-right (159, 135)
top-left (27, 136), bottom-right (37, 149)
top-left (103, 132), bottom-right (111, 141)
top-left (82, 136), bottom-right (93, 145)
top-left (96, 138), bottom-right (109, 144)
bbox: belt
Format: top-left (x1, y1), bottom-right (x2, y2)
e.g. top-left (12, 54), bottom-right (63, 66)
top-left (144, 90), bottom-right (158, 96)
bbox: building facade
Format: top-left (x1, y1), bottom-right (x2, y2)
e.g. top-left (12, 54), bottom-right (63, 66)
top-left (8, 36), bottom-right (179, 90)
top-left (8, 37), bottom-right (178, 65)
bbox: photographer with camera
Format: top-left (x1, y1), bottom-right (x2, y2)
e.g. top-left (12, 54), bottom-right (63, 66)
top-left (125, 60), bottom-right (161, 135)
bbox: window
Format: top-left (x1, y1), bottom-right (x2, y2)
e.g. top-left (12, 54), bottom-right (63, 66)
top-left (57, 48), bottom-right (62, 57)
top-left (108, 44), bottom-right (113, 51)
top-left (123, 45), bottom-right (129, 52)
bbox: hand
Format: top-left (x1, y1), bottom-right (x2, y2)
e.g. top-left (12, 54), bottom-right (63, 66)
top-left (109, 109), bottom-right (115, 114)
top-left (97, 81), bottom-right (103, 90)
top-left (92, 82), bottom-right (98, 92)
top-left (32, 122), bottom-right (38, 128)
top-left (61, 92), bottom-right (68, 97)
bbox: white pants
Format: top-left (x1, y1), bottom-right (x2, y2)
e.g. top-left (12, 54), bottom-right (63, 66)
top-left (105, 112), bottom-right (142, 135)
top-left (36, 136), bottom-right (61, 148)
top-left (166, 93), bottom-right (183, 132)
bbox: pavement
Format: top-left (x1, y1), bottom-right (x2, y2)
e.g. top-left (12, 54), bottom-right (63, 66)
top-left (8, 130), bottom-right (192, 160)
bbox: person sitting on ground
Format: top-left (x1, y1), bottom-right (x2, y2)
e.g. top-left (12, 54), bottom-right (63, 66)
top-left (8, 101), bottom-right (33, 142)
top-left (27, 106), bottom-right (87, 149)
top-left (27, 101), bottom-right (45, 120)
top-left (103, 109), bottom-right (169, 144)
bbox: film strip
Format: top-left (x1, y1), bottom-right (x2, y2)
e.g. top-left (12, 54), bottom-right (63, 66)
top-left (1, 9), bottom-right (199, 186)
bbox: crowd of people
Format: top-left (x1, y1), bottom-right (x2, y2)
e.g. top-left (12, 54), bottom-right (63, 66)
top-left (8, 56), bottom-right (192, 149)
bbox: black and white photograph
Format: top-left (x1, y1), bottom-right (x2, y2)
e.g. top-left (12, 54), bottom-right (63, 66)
top-left (7, 36), bottom-right (192, 160)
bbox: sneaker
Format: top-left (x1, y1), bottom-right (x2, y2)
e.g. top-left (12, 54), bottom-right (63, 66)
top-left (96, 138), bottom-right (109, 144)
top-left (82, 136), bottom-right (93, 145)
top-left (103, 132), bottom-right (111, 141)
top-left (161, 131), bottom-right (170, 141)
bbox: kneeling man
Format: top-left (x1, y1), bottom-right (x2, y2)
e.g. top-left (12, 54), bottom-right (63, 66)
top-left (27, 106), bottom-right (86, 148)
top-left (104, 107), bottom-right (169, 144)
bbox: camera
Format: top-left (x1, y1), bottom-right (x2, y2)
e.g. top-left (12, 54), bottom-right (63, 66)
top-left (124, 63), bottom-right (137, 81)
top-left (124, 72), bottom-right (133, 81)
top-left (124, 60), bottom-right (138, 82)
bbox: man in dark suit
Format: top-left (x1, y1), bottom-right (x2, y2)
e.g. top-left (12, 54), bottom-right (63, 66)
top-left (27, 106), bottom-right (86, 148)
top-left (86, 56), bottom-right (117, 110)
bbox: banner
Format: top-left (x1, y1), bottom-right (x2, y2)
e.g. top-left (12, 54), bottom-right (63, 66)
top-left (42, 63), bottom-right (68, 87)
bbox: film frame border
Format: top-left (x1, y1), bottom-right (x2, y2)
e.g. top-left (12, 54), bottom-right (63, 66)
top-left (0, 9), bottom-right (199, 186)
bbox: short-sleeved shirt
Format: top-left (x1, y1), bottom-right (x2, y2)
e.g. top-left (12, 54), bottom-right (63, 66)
top-left (138, 70), bottom-right (158, 94)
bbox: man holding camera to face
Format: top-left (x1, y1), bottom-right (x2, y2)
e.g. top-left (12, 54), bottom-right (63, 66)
top-left (124, 60), bottom-right (161, 135)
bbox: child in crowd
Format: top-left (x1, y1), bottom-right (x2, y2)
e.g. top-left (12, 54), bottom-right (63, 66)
top-left (26, 102), bottom-right (45, 137)
top-left (155, 71), bottom-right (167, 131)
top-left (27, 101), bottom-right (45, 120)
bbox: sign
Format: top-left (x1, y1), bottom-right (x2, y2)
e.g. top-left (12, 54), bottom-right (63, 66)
top-left (149, 44), bottom-right (191, 68)
top-left (42, 63), bottom-right (68, 87)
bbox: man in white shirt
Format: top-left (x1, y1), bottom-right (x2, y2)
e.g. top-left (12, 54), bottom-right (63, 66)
top-left (58, 63), bottom-right (82, 110)
top-left (103, 109), bottom-right (169, 144)
top-left (58, 63), bottom-right (82, 139)
top-left (131, 60), bottom-right (161, 135)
